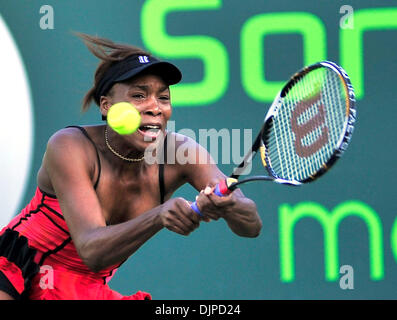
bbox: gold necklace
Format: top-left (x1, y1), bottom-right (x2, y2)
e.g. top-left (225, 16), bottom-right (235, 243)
top-left (104, 127), bottom-right (145, 162)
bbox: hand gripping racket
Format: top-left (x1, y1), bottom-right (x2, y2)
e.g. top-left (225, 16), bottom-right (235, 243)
top-left (191, 61), bottom-right (356, 216)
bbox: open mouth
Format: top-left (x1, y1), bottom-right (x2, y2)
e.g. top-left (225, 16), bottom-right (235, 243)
top-left (138, 124), bottom-right (162, 140)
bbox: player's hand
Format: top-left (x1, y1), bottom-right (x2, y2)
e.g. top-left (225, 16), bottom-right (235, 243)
top-left (195, 179), bottom-right (237, 221)
top-left (159, 197), bottom-right (201, 236)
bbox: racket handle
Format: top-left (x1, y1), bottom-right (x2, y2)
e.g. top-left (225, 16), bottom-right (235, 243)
top-left (190, 178), bottom-right (238, 216)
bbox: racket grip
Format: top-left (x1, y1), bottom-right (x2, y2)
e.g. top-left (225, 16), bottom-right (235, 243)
top-left (190, 178), bottom-right (238, 216)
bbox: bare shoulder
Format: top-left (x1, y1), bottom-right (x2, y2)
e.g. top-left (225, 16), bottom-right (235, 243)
top-left (45, 126), bottom-right (106, 172)
top-left (38, 126), bottom-right (101, 192)
top-left (46, 126), bottom-right (98, 148)
top-left (46, 126), bottom-right (105, 161)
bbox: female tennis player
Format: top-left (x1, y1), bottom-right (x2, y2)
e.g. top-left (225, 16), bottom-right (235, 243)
top-left (0, 34), bottom-right (262, 300)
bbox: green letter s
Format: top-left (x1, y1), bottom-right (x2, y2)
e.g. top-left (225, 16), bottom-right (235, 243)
top-left (141, 0), bottom-right (228, 106)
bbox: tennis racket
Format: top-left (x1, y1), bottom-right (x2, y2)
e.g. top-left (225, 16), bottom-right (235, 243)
top-left (191, 61), bottom-right (356, 216)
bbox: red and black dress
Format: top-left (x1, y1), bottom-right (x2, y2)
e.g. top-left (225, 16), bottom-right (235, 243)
top-left (0, 126), bottom-right (165, 300)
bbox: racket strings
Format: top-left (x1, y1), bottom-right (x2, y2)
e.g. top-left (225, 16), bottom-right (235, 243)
top-left (265, 67), bottom-right (348, 181)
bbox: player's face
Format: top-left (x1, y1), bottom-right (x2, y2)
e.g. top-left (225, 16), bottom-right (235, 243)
top-left (107, 74), bottom-right (172, 147)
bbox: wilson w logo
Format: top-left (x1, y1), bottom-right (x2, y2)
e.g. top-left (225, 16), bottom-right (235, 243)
top-left (290, 91), bottom-right (329, 158)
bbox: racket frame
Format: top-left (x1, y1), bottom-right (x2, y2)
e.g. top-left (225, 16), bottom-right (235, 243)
top-left (230, 61), bottom-right (356, 189)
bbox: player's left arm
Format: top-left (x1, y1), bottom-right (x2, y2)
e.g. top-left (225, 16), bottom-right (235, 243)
top-left (177, 133), bottom-right (262, 237)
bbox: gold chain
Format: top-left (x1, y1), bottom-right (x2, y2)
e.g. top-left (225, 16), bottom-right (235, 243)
top-left (104, 127), bottom-right (145, 162)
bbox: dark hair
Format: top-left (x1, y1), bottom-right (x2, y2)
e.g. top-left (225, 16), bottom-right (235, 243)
top-left (76, 32), bottom-right (151, 112)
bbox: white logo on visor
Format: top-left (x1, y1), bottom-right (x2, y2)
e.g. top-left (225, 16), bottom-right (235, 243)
top-left (138, 56), bottom-right (149, 64)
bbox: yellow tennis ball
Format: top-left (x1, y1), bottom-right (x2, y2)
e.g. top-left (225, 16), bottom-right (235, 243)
top-left (107, 102), bottom-right (141, 135)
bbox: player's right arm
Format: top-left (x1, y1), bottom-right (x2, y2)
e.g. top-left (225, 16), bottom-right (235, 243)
top-left (41, 128), bottom-right (199, 272)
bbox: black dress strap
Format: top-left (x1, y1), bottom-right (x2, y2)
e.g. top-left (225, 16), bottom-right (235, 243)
top-left (66, 126), bottom-right (101, 190)
top-left (159, 134), bottom-right (167, 204)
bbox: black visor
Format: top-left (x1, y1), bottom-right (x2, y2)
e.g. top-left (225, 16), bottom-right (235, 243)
top-left (94, 54), bottom-right (182, 105)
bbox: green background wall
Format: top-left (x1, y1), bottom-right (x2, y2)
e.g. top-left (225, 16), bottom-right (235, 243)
top-left (1, 0), bottom-right (396, 299)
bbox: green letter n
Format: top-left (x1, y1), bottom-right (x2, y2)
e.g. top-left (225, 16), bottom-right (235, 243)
top-left (340, 7), bottom-right (397, 100)
top-left (241, 12), bottom-right (326, 103)
top-left (279, 201), bottom-right (384, 282)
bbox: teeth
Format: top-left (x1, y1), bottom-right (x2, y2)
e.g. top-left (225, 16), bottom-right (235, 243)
top-left (142, 125), bottom-right (160, 129)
